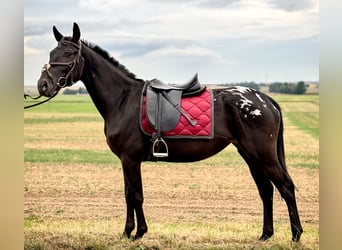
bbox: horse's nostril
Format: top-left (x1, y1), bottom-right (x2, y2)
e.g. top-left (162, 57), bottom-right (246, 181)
top-left (41, 80), bottom-right (48, 91)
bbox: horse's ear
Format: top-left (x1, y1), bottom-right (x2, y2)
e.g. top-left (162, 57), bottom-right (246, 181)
top-left (72, 22), bottom-right (81, 43)
top-left (53, 25), bottom-right (63, 42)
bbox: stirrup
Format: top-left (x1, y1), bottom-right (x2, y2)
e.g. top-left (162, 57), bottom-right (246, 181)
top-left (152, 137), bottom-right (169, 158)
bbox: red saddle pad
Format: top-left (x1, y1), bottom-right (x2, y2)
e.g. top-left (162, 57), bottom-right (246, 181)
top-left (140, 89), bottom-right (214, 138)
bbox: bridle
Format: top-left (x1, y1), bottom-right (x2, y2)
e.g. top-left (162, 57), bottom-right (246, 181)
top-left (24, 39), bottom-right (84, 109)
top-left (42, 40), bottom-right (84, 88)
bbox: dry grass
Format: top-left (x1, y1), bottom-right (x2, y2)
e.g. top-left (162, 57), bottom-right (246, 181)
top-left (24, 160), bottom-right (318, 249)
top-left (24, 95), bottom-right (319, 249)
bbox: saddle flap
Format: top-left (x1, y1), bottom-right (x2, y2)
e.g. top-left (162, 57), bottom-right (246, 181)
top-left (146, 87), bottom-right (182, 131)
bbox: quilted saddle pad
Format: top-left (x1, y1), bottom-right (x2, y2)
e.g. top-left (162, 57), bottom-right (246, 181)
top-left (140, 89), bottom-right (214, 139)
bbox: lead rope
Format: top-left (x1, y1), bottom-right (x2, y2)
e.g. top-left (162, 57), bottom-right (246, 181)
top-left (24, 91), bottom-right (59, 109)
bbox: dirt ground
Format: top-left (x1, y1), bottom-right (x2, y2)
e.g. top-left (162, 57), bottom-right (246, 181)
top-left (24, 159), bottom-right (319, 229)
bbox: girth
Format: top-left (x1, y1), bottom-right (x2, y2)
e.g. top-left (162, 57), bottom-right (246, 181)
top-left (143, 74), bottom-right (206, 158)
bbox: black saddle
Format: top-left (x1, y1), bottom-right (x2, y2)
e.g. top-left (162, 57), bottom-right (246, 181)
top-left (150, 73), bottom-right (201, 93)
top-left (144, 74), bottom-right (206, 158)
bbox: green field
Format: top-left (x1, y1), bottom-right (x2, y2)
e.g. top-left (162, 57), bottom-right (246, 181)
top-left (24, 93), bottom-right (319, 249)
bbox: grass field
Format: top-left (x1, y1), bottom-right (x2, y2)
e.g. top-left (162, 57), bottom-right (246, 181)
top-left (24, 93), bottom-right (319, 249)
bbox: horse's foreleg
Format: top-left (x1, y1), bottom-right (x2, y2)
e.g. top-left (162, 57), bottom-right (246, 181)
top-left (121, 157), bottom-right (148, 240)
top-left (122, 193), bottom-right (135, 239)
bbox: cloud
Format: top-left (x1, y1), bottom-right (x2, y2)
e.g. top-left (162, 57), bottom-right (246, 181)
top-left (24, 0), bottom-right (318, 84)
top-left (267, 0), bottom-right (317, 11)
top-left (193, 0), bottom-right (240, 8)
top-left (25, 0), bottom-right (318, 42)
top-left (147, 0), bottom-right (240, 9)
top-left (24, 23), bottom-right (47, 36)
top-left (146, 45), bottom-right (222, 60)
top-left (78, 0), bottom-right (148, 13)
top-left (24, 37), bottom-right (44, 56)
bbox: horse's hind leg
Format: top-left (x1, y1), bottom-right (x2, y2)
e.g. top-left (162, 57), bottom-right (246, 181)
top-left (237, 134), bottom-right (303, 242)
top-left (268, 167), bottom-right (303, 242)
top-left (238, 149), bottom-right (274, 240)
top-left (237, 142), bottom-right (302, 241)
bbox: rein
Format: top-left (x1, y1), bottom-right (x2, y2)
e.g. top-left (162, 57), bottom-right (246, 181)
top-left (24, 91), bottom-right (59, 109)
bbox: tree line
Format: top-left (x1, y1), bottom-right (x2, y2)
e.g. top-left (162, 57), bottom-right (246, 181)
top-left (219, 82), bottom-right (261, 91)
top-left (269, 81), bottom-right (307, 94)
top-left (63, 87), bottom-right (88, 95)
top-left (220, 81), bottom-right (307, 94)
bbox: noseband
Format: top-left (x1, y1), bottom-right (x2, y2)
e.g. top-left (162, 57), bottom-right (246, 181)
top-left (42, 40), bottom-right (84, 88)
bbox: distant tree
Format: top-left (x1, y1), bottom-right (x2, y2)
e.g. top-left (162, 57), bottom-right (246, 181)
top-left (294, 81), bottom-right (307, 94)
top-left (63, 88), bottom-right (78, 95)
top-left (62, 87), bottom-right (88, 95)
top-left (269, 82), bottom-right (282, 93)
top-left (269, 81), bottom-right (307, 95)
top-left (78, 87), bottom-right (88, 94)
top-left (238, 81), bottom-right (260, 91)
top-left (220, 81), bottom-right (260, 91)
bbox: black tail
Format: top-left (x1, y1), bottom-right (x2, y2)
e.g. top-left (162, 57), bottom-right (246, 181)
top-left (271, 97), bottom-right (299, 192)
top-left (270, 98), bottom-right (287, 171)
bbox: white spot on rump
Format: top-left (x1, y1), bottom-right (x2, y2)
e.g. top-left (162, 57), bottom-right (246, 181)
top-left (233, 86), bottom-right (251, 93)
top-left (250, 109), bottom-right (262, 116)
top-left (255, 93), bottom-right (268, 109)
top-left (225, 87), bottom-right (254, 109)
top-left (226, 87), bottom-right (264, 118)
top-left (255, 93), bottom-right (266, 104)
top-left (240, 98), bottom-right (253, 109)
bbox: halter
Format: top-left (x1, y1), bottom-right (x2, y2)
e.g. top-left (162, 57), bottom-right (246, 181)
top-left (24, 39), bottom-right (84, 109)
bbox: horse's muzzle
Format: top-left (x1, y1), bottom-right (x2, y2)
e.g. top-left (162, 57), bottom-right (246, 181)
top-left (37, 78), bottom-right (56, 97)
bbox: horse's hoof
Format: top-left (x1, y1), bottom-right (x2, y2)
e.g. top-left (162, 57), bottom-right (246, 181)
top-left (121, 232), bottom-right (131, 240)
top-left (259, 234), bottom-right (272, 241)
top-left (133, 234), bottom-right (143, 241)
top-left (291, 227), bottom-right (303, 242)
top-left (292, 232), bottom-right (302, 242)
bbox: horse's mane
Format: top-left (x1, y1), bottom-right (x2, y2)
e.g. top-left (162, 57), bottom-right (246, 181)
top-left (81, 39), bottom-right (144, 82)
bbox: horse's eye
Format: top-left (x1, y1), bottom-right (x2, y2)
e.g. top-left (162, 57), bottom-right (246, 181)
top-left (65, 50), bottom-right (73, 57)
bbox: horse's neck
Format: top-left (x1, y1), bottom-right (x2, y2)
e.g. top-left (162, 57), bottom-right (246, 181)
top-left (81, 48), bottom-right (143, 120)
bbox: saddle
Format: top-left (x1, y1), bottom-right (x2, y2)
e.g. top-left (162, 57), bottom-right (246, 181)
top-left (145, 73), bottom-right (206, 157)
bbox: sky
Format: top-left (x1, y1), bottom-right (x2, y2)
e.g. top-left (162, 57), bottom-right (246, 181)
top-left (24, 0), bottom-right (319, 86)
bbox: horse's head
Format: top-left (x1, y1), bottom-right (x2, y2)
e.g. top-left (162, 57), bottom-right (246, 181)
top-left (37, 23), bottom-right (84, 97)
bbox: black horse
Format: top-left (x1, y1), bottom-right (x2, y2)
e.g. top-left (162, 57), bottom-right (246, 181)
top-left (36, 23), bottom-right (303, 242)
